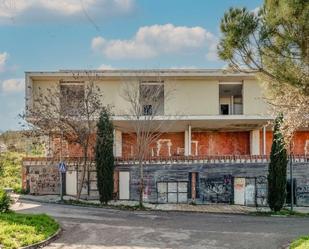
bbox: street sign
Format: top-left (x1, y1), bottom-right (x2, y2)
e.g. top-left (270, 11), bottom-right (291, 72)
top-left (58, 162), bottom-right (66, 173)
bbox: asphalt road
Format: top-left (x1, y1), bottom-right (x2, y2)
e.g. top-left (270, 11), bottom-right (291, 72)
top-left (13, 200), bottom-right (309, 249)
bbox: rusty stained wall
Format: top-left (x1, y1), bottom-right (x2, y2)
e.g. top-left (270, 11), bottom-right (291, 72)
top-left (49, 130), bottom-right (309, 158)
top-left (122, 132), bottom-right (185, 157)
top-left (191, 132), bottom-right (250, 156)
top-left (122, 131), bottom-right (250, 157)
top-left (260, 131), bottom-right (309, 155)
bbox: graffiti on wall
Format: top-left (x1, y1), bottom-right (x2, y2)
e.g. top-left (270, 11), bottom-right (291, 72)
top-left (296, 185), bottom-right (309, 206)
top-left (199, 175), bottom-right (233, 203)
top-left (256, 176), bottom-right (267, 206)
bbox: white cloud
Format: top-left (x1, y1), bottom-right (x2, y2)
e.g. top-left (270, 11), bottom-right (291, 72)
top-left (252, 7), bottom-right (260, 16)
top-left (97, 64), bottom-right (114, 70)
top-left (91, 24), bottom-right (219, 60)
top-left (2, 78), bottom-right (25, 93)
top-left (0, 0), bottom-right (135, 24)
top-left (0, 52), bottom-right (9, 72)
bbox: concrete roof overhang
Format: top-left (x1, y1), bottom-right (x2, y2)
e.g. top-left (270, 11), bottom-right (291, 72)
top-left (25, 69), bottom-right (257, 81)
top-left (112, 115), bottom-right (273, 132)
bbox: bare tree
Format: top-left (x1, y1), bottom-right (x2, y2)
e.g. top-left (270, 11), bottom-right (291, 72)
top-left (120, 72), bottom-right (175, 207)
top-left (22, 71), bottom-right (105, 199)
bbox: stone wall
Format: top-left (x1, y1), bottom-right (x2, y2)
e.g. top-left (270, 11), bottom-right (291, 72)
top-left (118, 162), bottom-right (309, 206)
top-left (23, 159), bottom-right (309, 206)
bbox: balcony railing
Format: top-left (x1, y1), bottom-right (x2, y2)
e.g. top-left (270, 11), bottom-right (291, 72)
top-left (22, 154), bottom-right (309, 165)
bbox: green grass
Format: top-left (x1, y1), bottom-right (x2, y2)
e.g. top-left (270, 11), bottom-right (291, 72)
top-left (0, 212), bottom-right (59, 249)
top-left (0, 152), bottom-right (23, 192)
top-left (251, 209), bottom-right (309, 217)
top-left (290, 235), bottom-right (309, 249)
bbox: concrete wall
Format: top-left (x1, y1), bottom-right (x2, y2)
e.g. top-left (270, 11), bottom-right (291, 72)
top-left (165, 79), bottom-right (219, 115)
top-left (243, 79), bottom-right (268, 115)
top-left (30, 77), bottom-right (269, 116)
top-left (121, 162), bottom-right (309, 206)
top-left (23, 160), bottom-right (309, 206)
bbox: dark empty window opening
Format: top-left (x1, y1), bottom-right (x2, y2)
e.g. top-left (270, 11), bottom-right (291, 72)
top-left (140, 81), bottom-right (164, 116)
top-left (60, 83), bottom-right (85, 116)
top-left (220, 104), bottom-right (229, 115)
top-left (219, 83), bottom-right (243, 115)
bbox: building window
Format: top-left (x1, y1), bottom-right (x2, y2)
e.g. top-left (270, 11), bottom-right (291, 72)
top-left (219, 83), bottom-right (243, 115)
top-left (140, 81), bottom-right (164, 116)
top-left (220, 104), bottom-right (229, 115)
top-left (60, 81), bottom-right (85, 116)
top-left (157, 181), bottom-right (188, 203)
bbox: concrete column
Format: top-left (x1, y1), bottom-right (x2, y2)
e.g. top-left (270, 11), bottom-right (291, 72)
top-left (250, 129), bottom-right (260, 155)
top-left (114, 129), bottom-right (122, 157)
top-left (184, 125), bottom-right (192, 156)
top-left (188, 125), bottom-right (192, 156)
top-left (184, 130), bottom-right (189, 156)
top-left (191, 172), bottom-right (196, 200)
top-left (263, 126), bottom-right (266, 155)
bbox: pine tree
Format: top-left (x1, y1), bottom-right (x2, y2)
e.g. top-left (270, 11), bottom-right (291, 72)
top-left (95, 108), bottom-right (114, 204)
top-left (267, 115), bottom-right (288, 212)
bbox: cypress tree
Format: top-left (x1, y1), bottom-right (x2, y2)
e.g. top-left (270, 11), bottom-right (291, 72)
top-left (95, 108), bottom-right (114, 204)
top-left (267, 115), bottom-right (288, 212)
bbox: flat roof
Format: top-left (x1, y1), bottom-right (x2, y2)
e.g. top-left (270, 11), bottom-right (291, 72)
top-left (25, 69), bottom-right (257, 80)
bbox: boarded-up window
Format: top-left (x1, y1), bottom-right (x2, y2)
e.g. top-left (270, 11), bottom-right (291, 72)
top-left (157, 181), bottom-right (188, 203)
top-left (60, 83), bottom-right (85, 116)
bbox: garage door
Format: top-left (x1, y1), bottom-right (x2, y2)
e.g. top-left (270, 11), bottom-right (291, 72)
top-left (119, 171), bottom-right (130, 200)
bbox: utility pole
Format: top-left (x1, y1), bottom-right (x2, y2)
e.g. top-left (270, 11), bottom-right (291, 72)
top-left (59, 130), bottom-right (64, 202)
top-left (289, 142), bottom-right (294, 211)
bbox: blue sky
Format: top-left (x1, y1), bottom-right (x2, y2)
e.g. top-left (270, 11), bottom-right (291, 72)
top-left (0, 0), bottom-right (262, 131)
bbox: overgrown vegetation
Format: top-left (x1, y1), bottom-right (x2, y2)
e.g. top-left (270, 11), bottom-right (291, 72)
top-left (218, 0), bottom-right (309, 141)
top-left (252, 209), bottom-right (309, 217)
top-left (0, 189), bottom-right (11, 212)
top-left (290, 235), bottom-right (309, 249)
top-left (95, 109), bottom-right (114, 204)
top-left (0, 212), bottom-right (59, 249)
top-left (0, 152), bottom-right (23, 192)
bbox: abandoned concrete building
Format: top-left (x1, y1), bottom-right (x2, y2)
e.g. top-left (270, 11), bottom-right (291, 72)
top-left (23, 69), bottom-right (309, 206)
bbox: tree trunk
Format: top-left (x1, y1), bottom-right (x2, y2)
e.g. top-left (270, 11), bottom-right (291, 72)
top-left (139, 160), bottom-right (144, 208)
top-left (76, 151), bottom-right (88, 200)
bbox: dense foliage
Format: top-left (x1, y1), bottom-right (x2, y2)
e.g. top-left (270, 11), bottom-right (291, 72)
top-left (268, 115), bottom-right (288, 211)
top-left (0, 152), bottom-right (23, 192)
top-left (95, 109), bottom-right (114, 204)
top-left (0, 213), bottom-right (59, 249)
top-left (218, 0), bottom-right (309, 139)
top-left (0, 189), bottom-right (11, 212)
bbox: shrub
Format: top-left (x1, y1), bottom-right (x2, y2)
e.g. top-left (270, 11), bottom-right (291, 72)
top-left (0, 189), bottom-right (11, 212)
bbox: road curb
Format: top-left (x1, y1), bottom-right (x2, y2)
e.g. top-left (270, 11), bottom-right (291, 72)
top-left (19, 228), bottom-right (62, 249)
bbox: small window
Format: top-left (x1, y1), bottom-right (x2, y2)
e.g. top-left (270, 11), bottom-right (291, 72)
top-left (220, 104), bottom-right (229, 115)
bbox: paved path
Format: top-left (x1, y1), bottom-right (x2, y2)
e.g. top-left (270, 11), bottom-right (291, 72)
top-left (13, 200), bottom-right (309, 249)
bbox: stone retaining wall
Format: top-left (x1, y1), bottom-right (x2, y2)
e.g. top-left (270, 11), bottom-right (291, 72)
top-left (22, 160), bottom-right (309, 206)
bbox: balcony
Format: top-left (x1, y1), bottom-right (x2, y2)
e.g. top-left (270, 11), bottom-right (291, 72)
top-left (23, 155), bottom-right (309, 166)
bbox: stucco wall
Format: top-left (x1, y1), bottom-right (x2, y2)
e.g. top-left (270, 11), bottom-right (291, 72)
top-left (165, 79), bottom-right (219, 115)
top-left (243, 80), bottom-right (268, 115)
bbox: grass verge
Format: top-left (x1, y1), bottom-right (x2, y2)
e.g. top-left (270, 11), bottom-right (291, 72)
top-left (290, 235), bottom-right (309, 249)
top-left (251, 209), bottom-right (309, 217)
top-left (0, 212), bottom-right (59, 249)
top-left (63, 199), bottom-right (149, 211)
